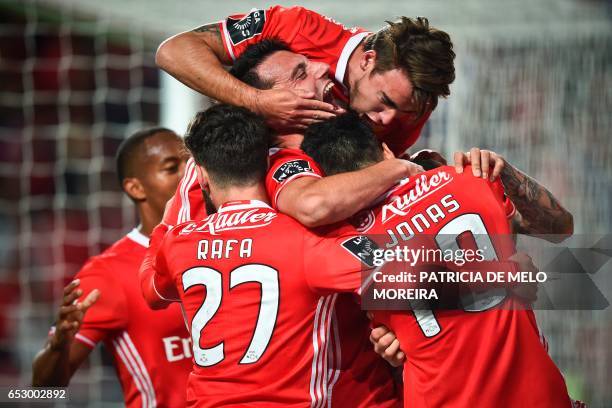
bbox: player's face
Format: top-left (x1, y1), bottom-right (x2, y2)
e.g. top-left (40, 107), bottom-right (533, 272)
top-left (257, 51), bottom-right (336, 104)
top-left (138, 132), bottom-right (188, 219)
top-left (350, 65), bottom-right (424, 131)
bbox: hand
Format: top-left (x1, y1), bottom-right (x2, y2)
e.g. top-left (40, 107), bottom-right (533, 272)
top-left (399, 159), bottom-right (424, 177)
top-left (369, 325), bottom-right (405, 367)
top-left (253, 88), bottom-right (343, 132)
top-left (409, 149), bottom-right (448, 166)
top-left (49, 280), bottom-right (100, 351)
top-left (508, 252), bottom-right (539, 303)
top-left (453, 148), bottom-right (505, 181)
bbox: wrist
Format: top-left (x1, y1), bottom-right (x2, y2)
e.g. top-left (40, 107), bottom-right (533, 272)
top-left (244, 88), bottom-right (264, 114)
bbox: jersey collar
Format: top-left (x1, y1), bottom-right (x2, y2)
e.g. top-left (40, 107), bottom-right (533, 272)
top-left (334, 31), bottom-right (371, 93)
top-left (217, 199), bottom-right (273, 213)
top-left (126, 227), bottom-right (149, 248)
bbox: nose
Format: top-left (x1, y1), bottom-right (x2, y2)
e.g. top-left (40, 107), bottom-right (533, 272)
top-left (313, 61), bottom-right (330, 79)
top-left (378, 109), bottom-right (399, 126)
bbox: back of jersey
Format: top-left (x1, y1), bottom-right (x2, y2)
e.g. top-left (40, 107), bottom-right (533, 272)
top-left (367, 166), bottom-right (570, 408)
top-left (157, 200), bottom-right (338, 407)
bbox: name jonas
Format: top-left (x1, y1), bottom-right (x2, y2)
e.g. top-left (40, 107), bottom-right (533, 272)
top-left (197, 238), bottom-right (253, 260)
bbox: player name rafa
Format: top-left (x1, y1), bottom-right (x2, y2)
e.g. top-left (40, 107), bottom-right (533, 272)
top-left (178, 209), bottom-right (277, 235)
top-left (382, 171), bottom-right (453, 223)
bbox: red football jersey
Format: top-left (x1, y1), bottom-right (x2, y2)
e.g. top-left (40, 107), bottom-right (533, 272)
top-left (357, 166), bottom-right (571, 407)
top-left (63, 229), bottom-right (192, 408)
top-left (265, 147), bottom-right (324, 207)
top-left (146, 200), bottom-right (399, 407)
top-left (217, 5), bottom-right (428, 155)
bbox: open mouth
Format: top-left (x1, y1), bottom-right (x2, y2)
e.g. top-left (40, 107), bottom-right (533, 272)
top-left (322, 81), bottom-right (335, 104)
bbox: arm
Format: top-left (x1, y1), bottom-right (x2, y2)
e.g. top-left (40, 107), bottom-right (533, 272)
top-left (156, 22), bottom-right (336, 131)
top-left (454, 148), bottom-right (573, 241)
top-left (32, 280), bottom-right (99, 386)
top-left (500, 159), bottom-right (573, 241)
top-left (278, 159), bottom-right (422, 227)
top-left (156, 24), bottom-right (258, 109)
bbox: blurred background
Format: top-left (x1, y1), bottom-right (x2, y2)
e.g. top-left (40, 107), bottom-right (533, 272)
top-left (0, 0), bottom-right (610, 406)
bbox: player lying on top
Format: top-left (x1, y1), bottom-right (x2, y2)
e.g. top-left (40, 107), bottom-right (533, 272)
top-left (300, 113), bottom-right (575, 408)
top-left (142, 104), bottom-right (401, 407)
top-left (32, 129), bottom-right (192, 407)
top-left (157, 6), bottom-right (455, 155)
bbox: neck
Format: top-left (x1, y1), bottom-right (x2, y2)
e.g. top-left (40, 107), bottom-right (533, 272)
top-left (273, 133), bottom-right (303, 149)
top-left (211, 182), bottom-right (269, 209)
top-left (345, 40), bottom-right (367, 89)
top-left (137, 205), bottom-right (161, 237)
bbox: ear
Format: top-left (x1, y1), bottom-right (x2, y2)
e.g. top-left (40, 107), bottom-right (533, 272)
top-left (361, 50), bottom-right (377, 72)
top-left (381, 142), bottom-right (395, 160)
top-left (123, 177), bottom-right (146, 201)
top-left (195, 165), bottom-right (210, 191)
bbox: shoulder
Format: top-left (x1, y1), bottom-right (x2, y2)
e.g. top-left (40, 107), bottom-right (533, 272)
top-left (75, 235), bottom-right (143, 281)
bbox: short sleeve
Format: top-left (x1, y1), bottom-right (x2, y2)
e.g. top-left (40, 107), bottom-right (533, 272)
top-left (162, 158), bottom-right (207, 226)
top-left (219, 6), bottom-right (304, 62)
top-left (151, 232), bottom-right (181, 303)
top-left (265, 149), bottom-right (324, 209)
top-left (490, 178), bottom-right (516, 219)
top-left (302, 224), bottom-right (376, 295)
top-left (74, 261), bottom-right (129, 347)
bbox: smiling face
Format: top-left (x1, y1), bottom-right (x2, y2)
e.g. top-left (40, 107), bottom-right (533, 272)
top-left (254, 50), bottom-right (336, 104)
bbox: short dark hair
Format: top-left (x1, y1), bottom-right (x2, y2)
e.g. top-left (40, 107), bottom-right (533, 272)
top-left (301, 112), bottom-right (383, 176)
top-left (184, 104), bottom-right (270, 187)
top-left (364, 17), bottom-right (455, 116)
top-left (229, 39), bottom-right (290, 89)
top-left (115, 126), bottom-right (174, 185)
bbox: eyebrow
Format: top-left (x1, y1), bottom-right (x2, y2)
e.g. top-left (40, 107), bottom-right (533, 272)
top-left (381, 92), bottom-right (418, 114)
top-left (290, 62), bottom-right (307, 81)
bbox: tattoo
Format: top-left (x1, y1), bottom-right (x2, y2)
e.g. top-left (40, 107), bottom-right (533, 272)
top-left (192, 23), bottom-right (222, 43)
top-left (500, 161), bottom-right (573, 238)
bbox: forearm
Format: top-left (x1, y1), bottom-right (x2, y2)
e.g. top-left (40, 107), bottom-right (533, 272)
top-left (156, 28), bottom-right (259, 109)
top-left (299, 159), bottom-right (410, 226)
top-left (500, 160), bottom-right (573, 238)
top-left (32, 342), bottom-right (72, 387)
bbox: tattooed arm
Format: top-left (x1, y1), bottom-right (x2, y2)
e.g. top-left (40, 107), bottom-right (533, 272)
top-left (501, 160), bottom-right (574, 242)
top-left (454, 148), bottom-right (573, 242)
top-left (155, 21), bottom-right (338, 132)
top-left (156, 23), bottom-right (260, 109)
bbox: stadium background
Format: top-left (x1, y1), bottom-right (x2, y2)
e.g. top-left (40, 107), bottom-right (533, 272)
top-left (0, 0), bottom-right (609, 406)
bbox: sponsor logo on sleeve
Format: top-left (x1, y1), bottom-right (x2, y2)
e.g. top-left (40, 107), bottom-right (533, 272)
top-left (272, 159), bottom-right (314, 183)
top-left (341, 236), bottom-right (379, 267)
top-left (227, 9), bottom-right (266, 45)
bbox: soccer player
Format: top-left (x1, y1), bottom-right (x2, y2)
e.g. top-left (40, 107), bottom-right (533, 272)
top-left (300, 114), bottom-right (574, 407)
top-left (32, 128), bottom-right (192, 407)
top-left (156, 6), bottom-right (455, 155)
top-left (141, 104), bottom-right (400, 407)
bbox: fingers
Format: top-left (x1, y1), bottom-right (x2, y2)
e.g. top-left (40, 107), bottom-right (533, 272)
top-left (490, 153), bottom-right (505, 181)
top-left (481, 150), bottom-right (491, 180)
top-left (470, 147), bottom-right (482, 177)
top-left (372, 332), bottom-right (396, 355)
top-left (79, 289), bottom-right (100, 311)
top-left (299, 98), bottom-right (339, 113)
top-left (63, 288), bottom-right (83, 306)
top-left (295, 110), bottom-right (337, 121)
top-left (370, 325), bottom-right (391, 342)
top-left (63, 279), bottom-right (80, 296)
top-left (453, 151), bottom-right (467, 174)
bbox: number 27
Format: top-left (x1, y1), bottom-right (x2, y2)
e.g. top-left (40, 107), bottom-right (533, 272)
top-left (182, 264), bottom-right (279, 367)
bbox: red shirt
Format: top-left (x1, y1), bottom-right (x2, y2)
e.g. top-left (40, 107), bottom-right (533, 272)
top-left (218, 5), bottom-right (429, 155)
top-left (145, 200), bottom-right (398, 407)
top-left (66, 229), bottom-right (191, 408)
top-left (357, 166), bottom-right (571, 407)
